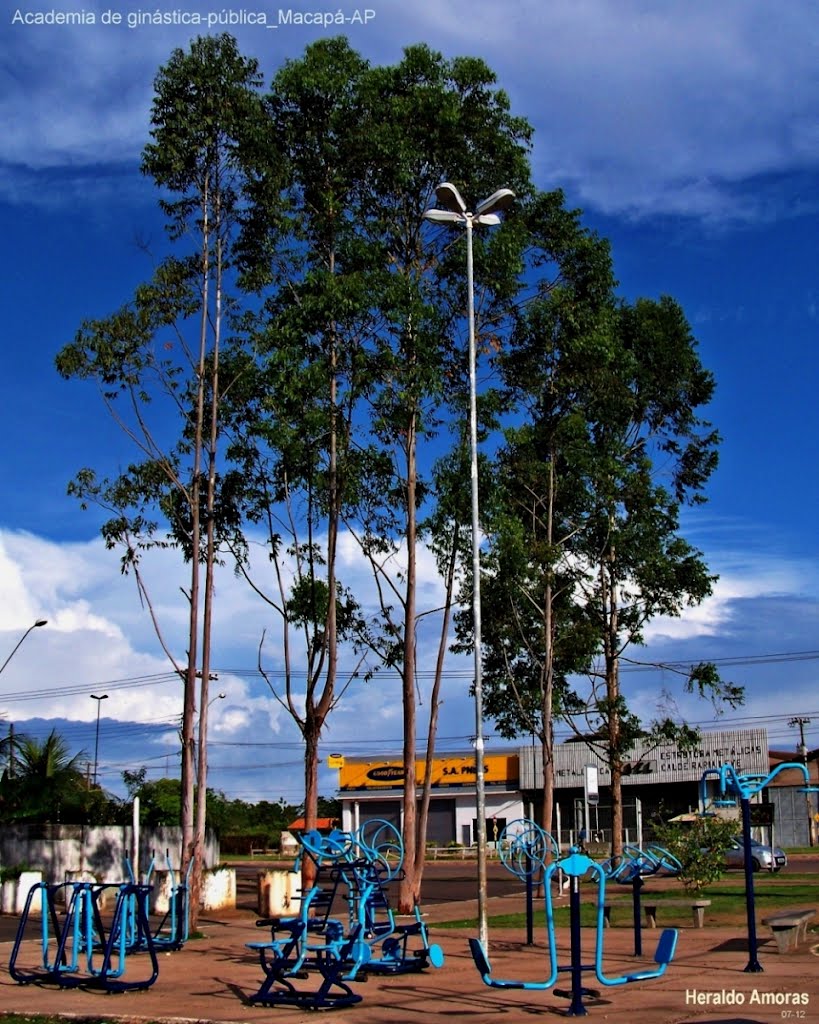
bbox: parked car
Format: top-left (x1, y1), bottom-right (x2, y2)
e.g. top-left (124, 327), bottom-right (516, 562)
top-left (722, 837), bottom-right (788, 872)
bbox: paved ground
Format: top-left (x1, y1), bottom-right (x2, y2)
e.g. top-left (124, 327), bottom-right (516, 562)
top-left (2, 891), bottom-right (817, 1024)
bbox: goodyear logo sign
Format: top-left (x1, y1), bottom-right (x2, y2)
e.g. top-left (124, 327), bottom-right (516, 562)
top-left (367, 766), bottom-right (405, 783)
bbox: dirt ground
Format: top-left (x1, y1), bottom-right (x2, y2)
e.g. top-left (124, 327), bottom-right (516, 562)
top-left (2, 891), bottom-right (817, 1024)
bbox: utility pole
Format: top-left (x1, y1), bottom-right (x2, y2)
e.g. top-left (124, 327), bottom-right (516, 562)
top-left (789, 716), bottom-right (810, 760)
top-left (789, 716), bottom-right (814, 846)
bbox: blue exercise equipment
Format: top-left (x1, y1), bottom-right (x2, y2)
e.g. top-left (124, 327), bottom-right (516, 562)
top-left (699, 760), bottom-right (819, 973)
top-left (136, 849), bottom-right (192, 950)
top-left (8, 880), bottom-right (159, 991)
top-left (497, 818), bottom-right (561, 946)
top-left (599, 842), bottom-right (681, 956)
top-left (354, 818), bottom-right (404, 880)
top-left (470, 848), bottom-right (678, 1016)
top-left (247, 921), bottom-right (365, 1010)
top-left (247, 822), bottom-right (443, 1008)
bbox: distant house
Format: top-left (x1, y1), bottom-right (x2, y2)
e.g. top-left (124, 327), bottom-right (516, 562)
top-left (280, 817), bottom-right (339, 857)
top-left (286, 817), bottom-right (338, 832)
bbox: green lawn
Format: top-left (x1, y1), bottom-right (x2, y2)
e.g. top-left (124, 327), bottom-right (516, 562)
top-left (436, 877), bottom-right (819, 930)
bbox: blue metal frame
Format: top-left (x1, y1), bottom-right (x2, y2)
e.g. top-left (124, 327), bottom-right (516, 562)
top-left (497, 818), bottom-right (561, 946)
top-left (9, 881), bottom-right (159, 991)
top-left (470, 848), bottom-right (678, 1016)
top-left (698, 760), bottom-right (816, 973)
top-left (600, 843), bottom-right (681, 956)
top-left (248, 823), bottom-right (443, 1006)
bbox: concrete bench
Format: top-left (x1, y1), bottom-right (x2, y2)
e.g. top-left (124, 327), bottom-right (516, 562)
top-left (644, 899), bottom-right (711, 929)
top-left (761, 907), bottom-right (816, 953)
top-left (604, 899), bottom-right (710, 929)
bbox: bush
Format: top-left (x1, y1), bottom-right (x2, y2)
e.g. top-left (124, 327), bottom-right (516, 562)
top-left (220, 832), bottom-right (281, 855)
top-left (651, 815), bottom-right (738, 894)
top-left (0, 863), bottom-right (30, 883)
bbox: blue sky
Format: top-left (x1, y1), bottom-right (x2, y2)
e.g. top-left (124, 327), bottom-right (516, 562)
top-left (1, 0), bottom-right (819, 804)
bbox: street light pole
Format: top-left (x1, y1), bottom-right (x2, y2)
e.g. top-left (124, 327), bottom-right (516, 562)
top-left (423, 183), bottom-right (514, 950)
top-left (1, 620), bottom-right (47, 782)
top-left (0, 619), bottom-right (47, 676)
top-left (90, 693), bottom-right (108, 788)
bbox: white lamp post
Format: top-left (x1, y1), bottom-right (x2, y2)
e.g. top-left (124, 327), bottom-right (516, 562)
top-left (423, 182), bottom-right (514, 948)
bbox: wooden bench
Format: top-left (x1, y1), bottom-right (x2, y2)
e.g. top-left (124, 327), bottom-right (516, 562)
top-left (761, 907), bottom-right (816, 953)
top-left (604, 899), bottom-right (711, 929)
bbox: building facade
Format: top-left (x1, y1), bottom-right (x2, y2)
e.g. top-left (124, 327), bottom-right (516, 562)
top-left (337, 751), bottom-right (523, 847)
top-left (334, 726), bottom-right (818, 848)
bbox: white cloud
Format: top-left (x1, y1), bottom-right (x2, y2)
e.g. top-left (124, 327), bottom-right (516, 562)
top-left (3, 518), bottom-right (819, 799)
top-left (644, 547), bottom-right (815, 643)
top-left (4, 1), bottom-right (819, 219)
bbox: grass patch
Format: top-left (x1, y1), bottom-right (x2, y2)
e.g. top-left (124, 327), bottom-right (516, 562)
top-left (435, 879), bottom-right (819, 931)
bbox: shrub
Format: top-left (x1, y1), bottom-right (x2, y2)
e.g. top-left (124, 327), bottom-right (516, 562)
top-left (0, 863), bottom-right (30, 883)
top-left (651, 815), bottom-right (738, 894)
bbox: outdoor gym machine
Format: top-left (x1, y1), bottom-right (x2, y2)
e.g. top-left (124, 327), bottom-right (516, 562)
top-left (470, 845), bottom-right (678, 1016)
top-left (498, 818), bottom-right (561, 946)
top-left (8, 879), bottom-right (159, 991)
top-left (247, 820), bottom-right (443, 1010)
top-left (698, 760), bottom-right (819, 972)
top-left (600, 843), bottom-right (682, 956)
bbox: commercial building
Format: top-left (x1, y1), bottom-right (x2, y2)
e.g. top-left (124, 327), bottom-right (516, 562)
top-left (335, 726), bottom-right (818, 848)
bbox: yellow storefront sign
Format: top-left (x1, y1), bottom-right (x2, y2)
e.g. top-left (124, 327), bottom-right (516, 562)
top-left (339, 752), bottom-right (518, 790)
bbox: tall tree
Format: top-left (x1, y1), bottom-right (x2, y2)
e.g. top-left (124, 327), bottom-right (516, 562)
top-left (345, 44), bottom-right (532, 910)
top-left (217, 39), bottom-right (378, 881)
top-left (225, 39), bottom-right (535, 909)
top-left (455, 188), bottom-right (615, 843)
top-left (56, 34), bottom-right (268, 920)
top-left (0, 730), bottom-right (88, 823)
top-left (572, 295), bottom-right (741, 857)
top-left (475, 257), bottom-right (741, 856)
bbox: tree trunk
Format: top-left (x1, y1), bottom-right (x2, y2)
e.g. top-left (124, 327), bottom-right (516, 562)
top-left (302, 721), bottom-right (321, 890)
top-left (413, 536), bottom-right (458, 903)
top-left (398, 415), bottom-right (418, 914)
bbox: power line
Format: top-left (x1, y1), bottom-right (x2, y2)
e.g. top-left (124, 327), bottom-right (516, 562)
top-left (620, 649), bottom-right (819, 672)
top-left (3, 646), bottom-right (819, 705)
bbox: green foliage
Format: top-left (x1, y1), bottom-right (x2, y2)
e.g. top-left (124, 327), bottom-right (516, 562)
top-left (56, 33), bottom-right (734, 867)
top-left (0, 863), bottom-right (30, 883)
top-left (316, 795), bottom-right (341, 820)
top-left (652, 814), bottom-right (738, 894)
top-left (0, 729), bottom-right (123, 825)
top-left (130, 777), bottom-right (184, 828)
top-left (121, 769), bottom-right (305, 838)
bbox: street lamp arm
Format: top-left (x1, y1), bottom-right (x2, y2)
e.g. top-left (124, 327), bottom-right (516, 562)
top-left (422, 208), bottom-right (464, 224)
top-left (0, 619), bottom-right (48, 676)
top-left (473, 213), bottom-right (501, 227)
top-left (475, 188), bottom-right (515, 216)
top-left (435, 181), bottom-right (467, 212)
